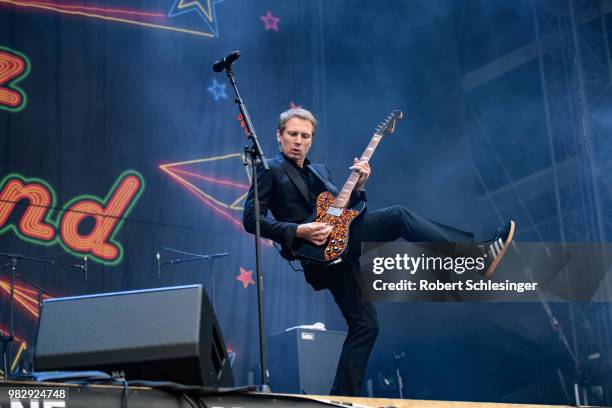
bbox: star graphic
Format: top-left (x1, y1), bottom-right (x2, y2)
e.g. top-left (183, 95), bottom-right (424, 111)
top-left (236, 267), bottom-right (255, 288)
top-left (168, 0), bottom-right (225, 37)
top-left (207, 79), bottom-right (227, 101)
top-left (290, 101), bottom-right (302, 109)
top-left (260, 11), bottom-right (279, 31)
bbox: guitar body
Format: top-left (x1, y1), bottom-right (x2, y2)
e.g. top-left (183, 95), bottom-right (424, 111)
top-left (292, 191), bottom-right (365, 266)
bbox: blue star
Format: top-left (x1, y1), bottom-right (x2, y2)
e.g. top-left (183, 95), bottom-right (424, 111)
top-left (207, 79), bottom-right (227, 101)
top-left (168, 0), bottom-right (225, 37)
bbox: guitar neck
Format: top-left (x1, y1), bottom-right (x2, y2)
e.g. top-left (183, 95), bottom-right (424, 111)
top-left (333, 132), bottom-right (383, 208)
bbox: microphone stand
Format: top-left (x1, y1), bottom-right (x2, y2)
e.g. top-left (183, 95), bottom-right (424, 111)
top-left (0, 256), bottom-right (16, 381)
top-left (157, 247), bottom-right (229, 312)
top-left (0, 251), bottom-right (85, 379)
top-left (219, 60), bottom-right (271, 389)
top-left (392, 352), bottom-right (406, 399)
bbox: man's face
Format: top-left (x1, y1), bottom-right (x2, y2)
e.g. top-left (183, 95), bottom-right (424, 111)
top-left (277, 117), bottom-right (313, 165)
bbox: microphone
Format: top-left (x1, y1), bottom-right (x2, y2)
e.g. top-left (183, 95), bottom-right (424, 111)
top-left (156, 252), bottom-right (161, 280)
top-left (212, 50), bottom-right (240, 72)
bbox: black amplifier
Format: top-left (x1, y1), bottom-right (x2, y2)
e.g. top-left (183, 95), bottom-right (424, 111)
top-left (268, 328), bottom-right (346, 394)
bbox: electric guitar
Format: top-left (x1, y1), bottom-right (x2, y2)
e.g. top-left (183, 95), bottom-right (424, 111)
top-left (292, 110), bottom-right (404, 267)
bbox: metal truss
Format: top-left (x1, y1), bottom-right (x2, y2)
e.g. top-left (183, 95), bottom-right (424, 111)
top-left (533, 0), bottom-right (611, 243)
top-left (532, 0), bottom-right (612, 367)
top-left (463, 0), bottom-right (612, 402)
top-left (465, 0), bottom-right (612, 243)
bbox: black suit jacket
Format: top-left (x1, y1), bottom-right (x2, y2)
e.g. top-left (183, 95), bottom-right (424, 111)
top-left (243, 153), bottom-right (365, 262)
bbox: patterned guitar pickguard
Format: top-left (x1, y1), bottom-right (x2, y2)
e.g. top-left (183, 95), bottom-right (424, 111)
top-left (314, 192), bottom-right (360, 260)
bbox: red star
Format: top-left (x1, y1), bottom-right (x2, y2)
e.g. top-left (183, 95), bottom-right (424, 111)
top-left (290, 101), bottom-right (302, 109)
top-left (236, 267), bottom-right (255, 288)
top-left (260, 11), bottom-right (280, 31)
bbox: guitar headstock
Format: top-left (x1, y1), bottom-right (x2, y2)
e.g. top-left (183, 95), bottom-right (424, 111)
top-left (374, 110), bottom-right (404, 136)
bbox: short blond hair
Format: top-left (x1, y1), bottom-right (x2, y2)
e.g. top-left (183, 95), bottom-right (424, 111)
top-left (277, 108), bottom-right (318, 135)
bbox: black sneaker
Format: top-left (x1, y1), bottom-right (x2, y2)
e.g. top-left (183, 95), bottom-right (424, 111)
top-left (477, 220), bottom-right (516, 278)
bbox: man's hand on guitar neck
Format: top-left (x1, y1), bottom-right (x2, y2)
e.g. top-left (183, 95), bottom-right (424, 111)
top-left (350, 158), bottom-right (371, 191)
top-left (297, 222), bottom-right (333, 246)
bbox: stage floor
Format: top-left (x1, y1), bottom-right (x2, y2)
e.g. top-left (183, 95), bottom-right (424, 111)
top-left (300, 394), bottom-right (575, 408)
top-left (0, 381), bottom-right (582, 408)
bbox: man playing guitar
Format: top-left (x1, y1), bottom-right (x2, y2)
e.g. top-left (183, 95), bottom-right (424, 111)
top-left (243, 108), bottom-right (514, 396)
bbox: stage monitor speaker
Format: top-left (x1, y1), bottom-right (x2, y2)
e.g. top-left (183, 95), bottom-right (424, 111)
top-left (268, 328), bottom-right (346, 394)
top-left (34, 284), bottom-right (234, 387)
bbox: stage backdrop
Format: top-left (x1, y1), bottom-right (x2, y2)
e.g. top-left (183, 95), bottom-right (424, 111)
top-left (1, 0), bottom-right (611, 405)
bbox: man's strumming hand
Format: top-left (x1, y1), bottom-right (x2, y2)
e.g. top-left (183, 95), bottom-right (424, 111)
top-left (297, 222), bottom-right (332, 246)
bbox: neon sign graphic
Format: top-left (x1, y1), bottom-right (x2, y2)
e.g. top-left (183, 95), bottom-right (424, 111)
top-left (160, 154), bottom-right (274, 247)
top-left (0, 171), bottom-right (145, 265)
top-left (168, 0), bottom-right (224, 37)
top-left (0, 0), bottom-right (223, 39)
top-left (260, 11), bottom-right (279, 31)
top-left (0, 326), bottom-right (26, 375)
top-left (0, 46), bottom-right (30, 113)
top-left (236, 266), bottom-right (254, 288)
top-left (0, 278), bottom-right (52, 319)
top-left (160, 153), bottom-right (248, 229)
top-left (207, 79), bottom-right (227, 101)
top-left (0, 278), bottom-right (49, 373)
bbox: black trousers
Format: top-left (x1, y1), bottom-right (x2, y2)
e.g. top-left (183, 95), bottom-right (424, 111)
top-left (326, 205), bottom-right (472, 396)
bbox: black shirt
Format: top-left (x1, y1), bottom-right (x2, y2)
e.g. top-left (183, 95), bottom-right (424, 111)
top-left (283, 154), bottom-right (326, 210)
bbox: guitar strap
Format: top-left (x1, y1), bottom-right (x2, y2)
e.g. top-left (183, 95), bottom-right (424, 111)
top-left (307, 164), bottom-right (339, 196)
top-left (279, 157), bottom-right (311, 206)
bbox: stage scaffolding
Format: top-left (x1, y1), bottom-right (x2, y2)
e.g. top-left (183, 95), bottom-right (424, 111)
top-left (461, 0), bottom-right (612, 404)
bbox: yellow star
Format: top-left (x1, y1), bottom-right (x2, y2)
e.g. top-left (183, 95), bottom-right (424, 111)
top-left (176, 0), bottom-right (213, 23)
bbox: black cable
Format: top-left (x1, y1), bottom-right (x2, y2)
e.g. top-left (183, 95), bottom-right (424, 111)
top-left (126, 380), bottom-right (255, 397)
top-left (196, 396), bottom-right (208, 408)
top-left (117, 378), bottom-right (128, 408)
top-left (274, 241), bottom-right (341, 274)
top-left (181, 394), bottom-right (201, 408)
top-left (272, 242), bottom-right (304, 272)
